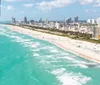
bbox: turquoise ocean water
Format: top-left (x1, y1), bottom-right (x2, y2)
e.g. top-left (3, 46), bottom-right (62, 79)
top-left (0, 26), bottom-right (100, 85)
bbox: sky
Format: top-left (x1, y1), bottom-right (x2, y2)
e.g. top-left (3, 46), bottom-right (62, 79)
top-left (0, 0), bottom-right (100, 21)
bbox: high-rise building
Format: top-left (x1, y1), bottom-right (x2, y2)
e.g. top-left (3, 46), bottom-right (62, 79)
top-left (96, 17), bottom-right (100, 24)
top-left (92, 19), bottom-right (96, 24)
top-left (97, 25), bottom-right (100, 39)
top-left (39, 18), bottom-right (42, 23)
top-left (92, 26), bottom-right (97, 38)
top-left (74, 16), bottom-right (78, 23)
top-left (24, 17), bottom-right (27, 24)
top-left (87, 19), bottom-right (92, 23)
top-left (45, 18), bottom-right (49, 24)
top-left (30, 20), bottom-right (34, 24)
top-left (12, 17), bottom-right (16, 24)
top-left (92, 25), bottom-right (100, 39)
top-left (87, 19), bottom-right (97, 24)
top-left (65, 18), bottom-right (72, 24)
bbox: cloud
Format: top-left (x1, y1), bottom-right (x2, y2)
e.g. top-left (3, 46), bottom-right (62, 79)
top-left (0, 5), bottom-right (15, 11)
top-left (93, 0), bottom-right (100, 6)
top-left (78, 0), bottom-right (93, 5)
top-left (79, 0), bottom-right (100, 6)
top-left (6, 6), bottom-right (15, 10)
top-left (4, 0), bottom-right (21, 2)
top-left (23, 4), bottom-right (34, 8)
top-left (85, 10), bottom-right (89, 12)
top-left (4, 0), bottom-right (33, 2)
top-left (37, 0), bottom-right (74, 10)
top-left (3, 0), bottom-right (100, 12)
top-left (37, 0), bottom-right (100, 11)
top-left (85, 9), bottom-right (97, 13)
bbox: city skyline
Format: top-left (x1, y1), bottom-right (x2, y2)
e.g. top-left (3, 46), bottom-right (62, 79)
top-left (0, 0), bottom-right (100, 21)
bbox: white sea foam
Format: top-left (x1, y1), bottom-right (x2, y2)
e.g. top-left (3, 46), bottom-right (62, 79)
top-left (46, 55), bottom-right (53, 58)
top-left (40, 46), bottom-right (51, 50)
top-left (2, 30), bottom-right (94, 69)
top-left (9, 35), bottom-right (40, 49)
top-left (62, 56), bottom-right (75, 61)
top-left (58, 73), bottom-right (91, 85)
top-left (51, 68), bottom-right (66, 75)
top-left (40, 60), bottom-right (50, 64)
top-left (51, 68), bottom-right (91, 85)
top-left (0, 26), bottom-right (96, 85)
top-left (77, 64), bottom-right (88, 68)
top-left (68, 60), bottom-right (90, 68)
top-left (0, 29), bottom-right (7, 32)
top-left (32, 49), bottom-right (41, 52)
top-left (33, 53), bottom-right (39, 57)
top-left (67, 64), bottom-right (88, 68)
top-left (50, 49), bottom-right (58, 53)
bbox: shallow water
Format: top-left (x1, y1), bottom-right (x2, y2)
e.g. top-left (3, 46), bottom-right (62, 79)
top-left (0, 26), bottom-right (100, 85)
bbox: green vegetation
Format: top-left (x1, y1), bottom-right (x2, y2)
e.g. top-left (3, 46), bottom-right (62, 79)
top-left (10, 24), bottom-right (100, 44)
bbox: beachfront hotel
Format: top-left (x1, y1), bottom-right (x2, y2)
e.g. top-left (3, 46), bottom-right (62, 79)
top-left (92, 24), bottom-right (100, 39)
top-left (96, 24), bottom-right (100, 39)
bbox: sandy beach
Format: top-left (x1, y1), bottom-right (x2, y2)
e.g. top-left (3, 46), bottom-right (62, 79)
top-left (4, 25), bottom-right (100, 63)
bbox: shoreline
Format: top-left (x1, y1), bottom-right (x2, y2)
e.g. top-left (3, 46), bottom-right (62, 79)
top-left (2, 24), bottom-right (100, 63)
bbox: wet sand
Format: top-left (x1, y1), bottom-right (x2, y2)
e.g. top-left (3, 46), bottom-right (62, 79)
top-left (5, 25), bottom-right (100, 63)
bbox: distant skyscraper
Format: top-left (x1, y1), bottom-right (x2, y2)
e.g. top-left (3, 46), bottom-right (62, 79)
top-left (12, 17), bottom-right (16, 24)
top-left (74, 16), bottom-right (78, 23)
top-left (65, 18), bottom-right (72, 24)
top-left (45, 18), bottom-right (49, 24)
top-left (96, 17), bottom-right (100, 24)
top-left (91, 19), bottom-right (97, 24)
top-left (24, 17), bottom-right (27, 24)
top-left (87, 19), bottom-right (96, 24)
top-left (39, 18), bottom-right (42, 23)
top-left (30, 20), bottom-right (34, 24)
top-left (87, 19), bottom-right (92, 23)
top-left (92, 26), bottom-right (97, 38)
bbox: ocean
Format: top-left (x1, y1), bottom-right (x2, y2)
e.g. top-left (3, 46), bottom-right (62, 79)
top-left (0, 25), bottom-right (100, 85)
